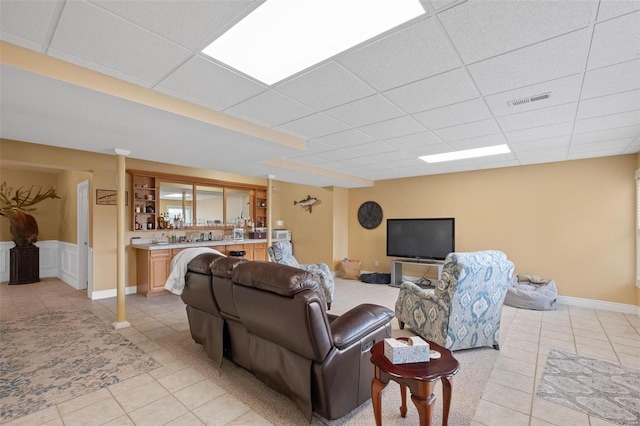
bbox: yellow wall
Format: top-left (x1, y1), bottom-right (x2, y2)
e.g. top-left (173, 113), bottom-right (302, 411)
top-left (332, 187), bottom-right (349, 271)
top-left (348, 155), bottom-right (636, 305)
top-left (271, 181), bottom-right (336, 267)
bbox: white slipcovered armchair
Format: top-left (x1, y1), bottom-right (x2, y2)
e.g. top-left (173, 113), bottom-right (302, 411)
top-left (395, 250), bottom-right (514, 351)
top-left (268, 240), bottom-right (335, 310)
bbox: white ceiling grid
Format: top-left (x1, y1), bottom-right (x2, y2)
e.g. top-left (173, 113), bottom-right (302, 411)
top-left (0, 0), bottom-right (639, 188)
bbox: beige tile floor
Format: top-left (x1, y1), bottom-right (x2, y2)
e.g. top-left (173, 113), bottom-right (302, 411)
top-left (1, 277), bottom-right (639, 425)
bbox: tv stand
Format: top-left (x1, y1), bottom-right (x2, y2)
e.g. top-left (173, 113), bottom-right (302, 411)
top-left (390, 259), bottom-right (444, 288)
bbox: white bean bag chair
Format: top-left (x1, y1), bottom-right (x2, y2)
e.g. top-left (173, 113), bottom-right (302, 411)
top-left (504, 274), bottom-right (557, 310)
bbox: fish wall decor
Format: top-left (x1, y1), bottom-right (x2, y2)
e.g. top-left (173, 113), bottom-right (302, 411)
top-left (294, 195), bottom-right (320, 213)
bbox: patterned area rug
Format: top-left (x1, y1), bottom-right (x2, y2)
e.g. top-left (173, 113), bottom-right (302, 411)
top-left (537, 349), bottom-right (640, 426)
top-left (0, 310), bottom-right (161, 423)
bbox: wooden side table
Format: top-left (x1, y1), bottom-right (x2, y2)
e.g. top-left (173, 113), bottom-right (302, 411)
top-left (370, 337), bottom-right (459, 426)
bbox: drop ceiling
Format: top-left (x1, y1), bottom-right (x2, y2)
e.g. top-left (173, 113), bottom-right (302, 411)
top-left (1, 0), bottom-right (639, 188)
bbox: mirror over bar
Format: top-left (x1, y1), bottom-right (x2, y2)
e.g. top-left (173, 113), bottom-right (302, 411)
top-left (127, 169), bottom-right (266, 232)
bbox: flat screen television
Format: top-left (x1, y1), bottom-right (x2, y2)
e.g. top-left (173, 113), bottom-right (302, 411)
top-left (386, 218), bottom-right (455, 261)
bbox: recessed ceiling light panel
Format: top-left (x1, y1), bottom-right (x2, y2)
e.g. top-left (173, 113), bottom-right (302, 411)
top-left (420, 144), bottom-right (511, 163)
top-left (201, 0), bottom-right (426, 85)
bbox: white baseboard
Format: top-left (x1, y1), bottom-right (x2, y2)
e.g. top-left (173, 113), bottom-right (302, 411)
top-left (557, 295), bottom-right (638, 315)
top-left (90, 286), bottom-right (138, 300)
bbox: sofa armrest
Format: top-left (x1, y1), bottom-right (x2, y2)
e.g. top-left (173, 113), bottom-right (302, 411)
top-left (330, 304), bottom-right (394, 349)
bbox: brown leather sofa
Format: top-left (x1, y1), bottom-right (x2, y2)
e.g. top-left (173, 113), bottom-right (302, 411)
top-left (182, 253), bottom-right (394, 421)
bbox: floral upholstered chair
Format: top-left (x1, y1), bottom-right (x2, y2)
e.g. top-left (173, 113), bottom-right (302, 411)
top-left (268, 240), bottom-right (335, 310)
top-left (395, 250), bottom-right (514, 351)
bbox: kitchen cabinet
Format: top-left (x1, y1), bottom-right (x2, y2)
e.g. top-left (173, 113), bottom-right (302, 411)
top-left (133, 240), bottom-right (268, 296)
top-left (136, 249), bottom-right (171, 296)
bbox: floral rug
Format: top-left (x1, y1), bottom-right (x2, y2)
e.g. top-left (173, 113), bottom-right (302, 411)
top-left (0, 310), bottom-right (161, 423)
top-left (537, 349), bottom-right (640, 425)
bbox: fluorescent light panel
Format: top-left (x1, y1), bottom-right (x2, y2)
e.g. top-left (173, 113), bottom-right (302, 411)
top-left (420, 144), bottom-right (511, 163)
top-left (201, 0), bottom-right (425, 85)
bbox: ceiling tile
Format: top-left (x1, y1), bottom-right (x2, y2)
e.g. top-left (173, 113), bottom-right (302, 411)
top-left (439, 0), bottom-right (594, 64)
top-left (626, 139), bottom-right (640, 153)
top-left (313, 129), bottom-right (375, 148)
top-left (385, 132), bottom-right (443, 150)
top-left (435, 160), bottom-right (480, 173)
top-left (497, 103), bottom-right (578, 132)
top-left (316, 161), bottom-right (348, 171)
top-left (276, 113), bottom-right (350, 139)
top-left (412, 98), bottom-right (492, 130)
top-left (448, 134), bottom-right (508, 150)
top-left (506, 122), bottom-right (574, 143)
top-left (402, 142), bottom-right (457, 157)
top-left (569, 137), bottom-right (636, 154)
top-left (358, 116), bottom-right (426, 140)
top-left (225, 91), bottom-right (315, 127)
top-left (344, 141), bottom-right (396, 156)
top-left (49, 1), bottom-right (192, 86)
top-left (428, 0), bottom-right (458, 11)
top-left (597, 0), bottom-right (640, 21)
top-left (155, 55), bottom-right (265, 110)
top-left (290, 149), bottom-right (359, 165)
top-left (581, 59), bottom-right (640, 100)
top-left (509, 136), bottom-right (571, 152)
top-left (0, 0), bottom-right (60, 51)
top-left (304, 141), bottom-right (338, 155)
top-left (516, 147), bottom-right (569, 164)
top-left (275, 62), bottom-right (375, 111)
top-left (360, 150), bottom-right (414, 163)
top-left (573, 110), bottom-right (640, 134)
top-left (383, 68), bottom-right (477, 113)
top-left (434, 119), bottom-right (501, 142)
top-left (588, 10), bottom-right (640, 69)
top-left (484, 74), bottom-right (582, 117)
top-left (337, 17), bottom-right (459, 91)
top-left (475, 159), bottom-right (520, 170)
top-left (323, 95), bottom-right (405, 127)
top-left (90, 0), bottom-right (257, 50)
top-left (571, 125), bottom-right (640, 144)
top-left (471, 152), bottom-right (516, 165)
top-left (468, 29), bottom-right (590, 95)
top-left (577, 89), bottom-right (640, 119)
top-left (336, 156), bottom-right (377, 167)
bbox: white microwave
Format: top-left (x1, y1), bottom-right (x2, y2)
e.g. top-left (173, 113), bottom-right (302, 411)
top-left (272, 230), bottom-right (291, 240)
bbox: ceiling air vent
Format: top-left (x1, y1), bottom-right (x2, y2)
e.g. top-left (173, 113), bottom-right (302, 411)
top-left (507, 92), bottom-right (551, 107)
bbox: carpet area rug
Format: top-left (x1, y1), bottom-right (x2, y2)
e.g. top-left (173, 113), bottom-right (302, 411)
top-left (0, 310), bottom-right (161, 424)
top-left (537, 349), bottom-right (640, 426)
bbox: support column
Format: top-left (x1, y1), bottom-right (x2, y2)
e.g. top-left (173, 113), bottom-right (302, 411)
top-left (267, 174), bottom-right (275, 251)
top-left (114, 148), bottom-right (130, 329)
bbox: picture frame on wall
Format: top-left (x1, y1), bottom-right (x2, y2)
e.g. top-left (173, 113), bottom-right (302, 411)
top-left (96, 189), bottom-right (128, 206)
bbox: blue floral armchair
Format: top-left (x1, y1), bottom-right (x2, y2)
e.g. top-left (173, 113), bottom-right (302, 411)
top-left (268, 240), bottom-right (335, 310)
top-left (395, 250), bottom-right (514, 351)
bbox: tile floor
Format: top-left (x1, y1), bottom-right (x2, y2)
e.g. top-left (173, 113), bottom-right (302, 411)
top-left (1, 277), bottom-right (639, 425)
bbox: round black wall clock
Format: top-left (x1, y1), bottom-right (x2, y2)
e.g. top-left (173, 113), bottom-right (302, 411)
top-left (358, 201), bottom-right (383, 229)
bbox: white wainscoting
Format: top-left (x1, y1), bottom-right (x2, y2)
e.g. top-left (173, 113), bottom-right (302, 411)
top-left (0, 240), bottom-right (77, 288)
top-left (58, 241), bottom-right (79, 288)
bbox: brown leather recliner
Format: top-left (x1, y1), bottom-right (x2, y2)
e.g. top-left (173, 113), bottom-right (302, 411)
top-left (182, 254), bottom-right (394, 421)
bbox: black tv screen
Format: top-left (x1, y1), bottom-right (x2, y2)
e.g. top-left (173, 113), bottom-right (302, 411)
top-left (386, 218), bottom-right (455, 261)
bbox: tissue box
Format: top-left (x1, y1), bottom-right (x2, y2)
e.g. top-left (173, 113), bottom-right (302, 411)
top-left (383, 337), bottom-right (430, 364)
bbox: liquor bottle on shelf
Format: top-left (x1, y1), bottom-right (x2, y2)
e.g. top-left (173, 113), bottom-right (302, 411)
top-left (135, 215), bottom-right (141, 230)
top-left (147, 217), bottom-right (154, 230)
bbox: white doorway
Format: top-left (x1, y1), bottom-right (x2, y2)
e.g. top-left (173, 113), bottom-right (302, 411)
top-left (77, 180), bottom-right (89, 292)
